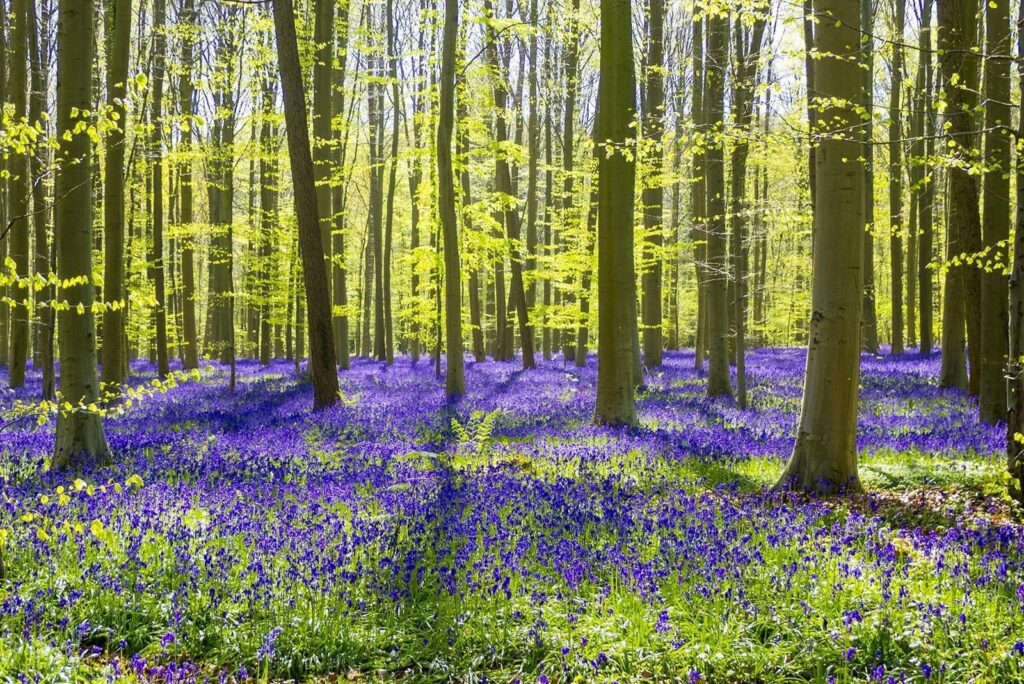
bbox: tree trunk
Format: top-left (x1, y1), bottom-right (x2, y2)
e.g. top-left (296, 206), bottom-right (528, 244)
top-left (860, 0), bottom-right (879, 354)
top-left (640, 0), bottom-right (665, 368)
top-left (0, 0), bottom-right (9, 370)
top-left (978, 0), bottom-right (1011, 423)
top-left (729, 14), bottom-right (767, 409)
top-left (704, 12), bottom-right (732, 397)
top-left (383, 0), bottom-right (400, 364)
top-left (28, 0), bottom-right (53, 394)
top-left (258, 76), bottom-right (279, 367)
top-left (53, 0), bottom-right (110, 469)
top-left (312, 0), bottom-right (335, 362)
top-left (177, 0), bottom-right (199, 370)
top-left (937, 0), bottom-right (979, 392)
top-left (594, 0), bottom-right (638, 427)
top-left (918, 0), bottom-right (935, 355)
top-left (7, 0), bottom-right (30, 388)
top-left (691, 12), bottom-right (706, 369)
top-left (775, 0), bottom-right (863, 494)
top-left (559, 0), bottom-right (582, 362)
top-left (272, 0), bottom-right (339, 407)
top-left (332, 0), bottom-right (351, 369)
top-left (438, 0), bottom-right (465, 397)
top-left (151, 0), bottom-right (170, 377)
top-left (1006, 0), bottom-right (1024, 504)
top-left (485, 0), bottom-right (535, 369)
top-left (888, 0), bottom-right (905, 355)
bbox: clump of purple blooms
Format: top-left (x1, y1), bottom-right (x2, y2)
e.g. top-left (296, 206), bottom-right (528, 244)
top-left (0, 349), bottom-right (1021, 681)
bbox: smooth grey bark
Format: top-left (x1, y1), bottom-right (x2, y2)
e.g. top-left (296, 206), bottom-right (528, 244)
top-left (438, 0), bottom-right (465, 397)
top-left (978, 0), bottom-right (1011, 423)
top-left (888, 0), bottom-right (905, 355)
top-left (53, 0), bottom-right (110, 469)
top-left (7, 0), bottom-right (30, 388)
top-left (860, 0), bottom-right (879, 354)
top-left (176, 0), bottom-right (198, 370)
top-left (775, 0), bottom-right (864, 494)
top-left (641, 0), bottom-right (665, 367)
top-left (704, 12), bottom-right (732, 397)
top-left (937, 0), bottom-right (978, 391)
top-left (151, 0), bottom-right (169, 377)
top-left (691, 12), bottom-right (706, 369)
top-left (594, 0), bottom-right (638, 426)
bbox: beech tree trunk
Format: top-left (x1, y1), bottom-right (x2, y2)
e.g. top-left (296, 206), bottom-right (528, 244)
top-left (272, 0), bottom-right (339, 408)
top-left (437, 0), bottom-right (465, 398)
top-left (7, 0), bottom-right (30, 388)
top-left (978, 0), bottom-right (1011, 423)
top-left (888, 0), bottom-right (905, 355)
top-left (151, 0), bottom-right (170, 377)
top-left (177, 0), bottom-right (199, 370)
top-left (937, 0), bottom-right (979, 392)
top-left (640, 0), bottom-right (664, 368)
top-left (918, 0), bottom-right (935, 355)
top-left (691, 13), bottom-right (706, 369)
top-left (860, 0), bottom-right (879, 354)
top-left (1006, 0), bottom-right (1024, 505)
top-left (53, 0), bottom-right (110, 469)
top-left (775, 0), bottom-right (864, 494)
top-left (704, 12), bottom-right (732, 397)
top-left (594, 0), bottom-right (638, 427)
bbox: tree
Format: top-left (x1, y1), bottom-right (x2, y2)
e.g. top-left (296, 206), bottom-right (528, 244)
top-left (484, 0), bottom-right (535, 369)
top-left (888, 0), bottom-right (905, 355)
top-left (641, 0), bottom-right (665, 368)
top-left (272, 0), bottom-right (339, 408)
top-left (917, 0), bottom-right (935, 356)
top-left (7, 0), bottom-right (30, 389)
top-left (594, 0), bottom-right (638, 427)
top-left (1007, 0), bottom-right (1024, 505)
top-left (937, 0), bottom-right (978, 391)
top-left (53, 0), bottom-right (110, 469)
top-left (151, 0), bottom-right (170, 377)
top-left (100, 0), bottom-right (132, 386)
top-left (860, 0), bottom-right (879, 354)
top-left (28, 0), bottom-right (54, 399)
top-left (690, 12), bottom-right (706, 370)
top-left (177, 0), bottom-right (199, 371)
top-left (729, 8), bottom-right (767, 409)
top-left (775, 0), bottom-right (863, 493)
top-left (437, 0), bottom-right (464, 398)
top-left (312, 0), bottom-right (335, 361)
top-left (978, 0), bottom-right (1011, 423)
top-left (704, 11), bottom-right (732, 398)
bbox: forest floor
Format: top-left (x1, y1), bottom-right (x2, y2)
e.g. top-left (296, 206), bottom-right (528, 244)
top-left (1, 349), bottom-right (1022, 682)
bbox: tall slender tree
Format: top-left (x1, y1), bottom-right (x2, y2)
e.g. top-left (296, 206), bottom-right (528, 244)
top-left (594, 0), bottom-right (638, 426)
top-left (860, 0), bottom-right (879, 354)
top-left (101, 0), bottom-right (133, 386)
top-left (978, 0), bottom-right (1011, 423)
top-left (7, 0), bottom-right (30, 389)
top-left (272, 0), bottom-right (339, 407)
top-left (641, 0), bottom-right (665, 367)
top-left (177, 0), bottom-right (199, 370)
top-left (437, 0), bottom-right (464, 398)
top-left (888, 0), bottom-right (905, 355)
top-left (151, 0), bottom-right (170, 377)
top-left (704, 11), bottom-right (732, 397)
top-left (53, 0), bottom-right (110, 468)
top-left (937, 0), bottom-right (979, 391)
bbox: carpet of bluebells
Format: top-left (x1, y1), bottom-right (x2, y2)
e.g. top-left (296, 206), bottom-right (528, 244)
top-left (1, 349), bottom-right (1023, 682)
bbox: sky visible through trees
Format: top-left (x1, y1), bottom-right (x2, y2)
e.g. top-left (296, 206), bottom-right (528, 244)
top-left (2, 0), bottom-right (1024, 679)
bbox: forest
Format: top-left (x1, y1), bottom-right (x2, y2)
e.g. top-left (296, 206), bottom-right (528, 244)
top-left (1, 0), bottom-right (1024, 678)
